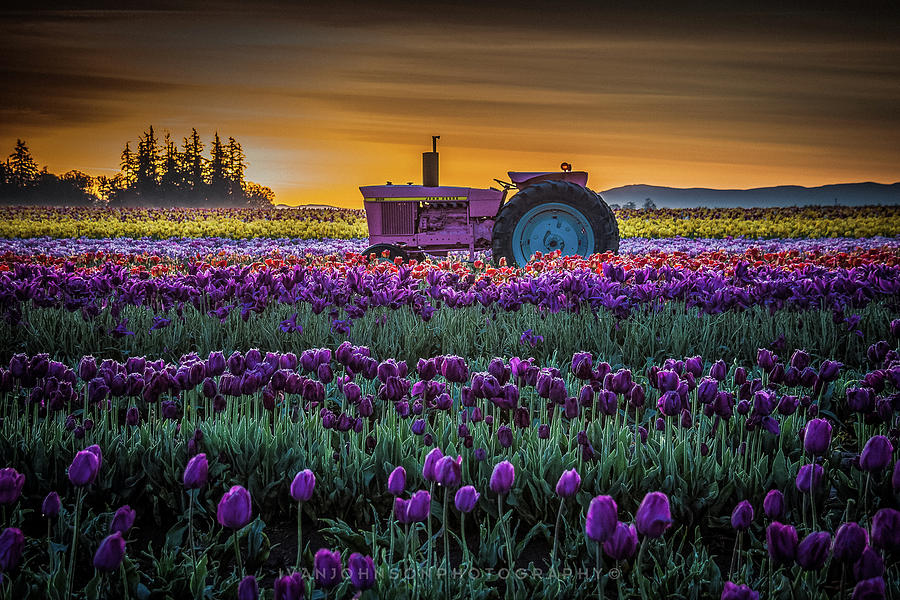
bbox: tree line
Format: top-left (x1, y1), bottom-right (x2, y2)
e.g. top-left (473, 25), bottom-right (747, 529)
top-left (0, 127), bottom-right (275, 207)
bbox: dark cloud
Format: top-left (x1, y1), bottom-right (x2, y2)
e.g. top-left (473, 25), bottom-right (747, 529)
top-left (0, 0), bottom-right (897, 205)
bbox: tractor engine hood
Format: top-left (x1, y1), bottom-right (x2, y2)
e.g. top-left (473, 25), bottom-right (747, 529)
top-left (507, 171), bottom-right (588, 189)
top-left (359, 184), bottom-right (473, 200)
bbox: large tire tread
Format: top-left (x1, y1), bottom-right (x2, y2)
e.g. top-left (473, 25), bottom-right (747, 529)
top-left (491, 181), bottom-right (619, 266)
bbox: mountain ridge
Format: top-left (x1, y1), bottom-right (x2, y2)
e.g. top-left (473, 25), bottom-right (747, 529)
top-left (597, 181), bottom-right (900, 208)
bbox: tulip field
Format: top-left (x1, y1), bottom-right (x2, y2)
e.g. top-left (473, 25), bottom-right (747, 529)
top-left (0, 205), bottom-right (899, 600)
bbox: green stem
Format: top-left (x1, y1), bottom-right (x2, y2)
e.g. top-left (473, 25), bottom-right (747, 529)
top-left (188, 490), bottom-right (197, 569)
top-left (460, 513), bottom-right (469, 568)
top-left (65, 487), bottom-right (85, 600)
top-left (296, 502), bottom-right (303, 570)
top-left (427, 482), bottom-right (434, 575)
top-left (389, 514), bottom-right (395, 566)
top-left (120, 560), bottom-right (129, 600)
top-left (47, 518), bottom-right (53, 570)
top-left (443, 488), bottom-right (450, 600)
top-left (498, 495), bottom-right (513, 574)
top-left (636, 537), bottom-right (649, 600)
top-left (551, 497), bottom-right (565, 569)
top-left (232, 530), bottom-right (243, 577)
top-left (596, 543), bottom-right (604, 600)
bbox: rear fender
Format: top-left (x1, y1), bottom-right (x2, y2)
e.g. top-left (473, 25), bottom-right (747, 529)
top-left (507, 171), bottom-right (588, 189)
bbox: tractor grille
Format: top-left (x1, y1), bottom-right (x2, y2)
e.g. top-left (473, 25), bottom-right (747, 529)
top-left (381, 201), bottom-right (417, 235)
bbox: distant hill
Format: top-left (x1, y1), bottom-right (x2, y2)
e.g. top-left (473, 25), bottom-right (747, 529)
top-left (598, 182), bottom-right (900, 208)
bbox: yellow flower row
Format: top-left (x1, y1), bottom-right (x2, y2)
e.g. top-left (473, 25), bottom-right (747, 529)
top-left (0, 212), bottom-right (368, 240)
top-left (617, 216), bottom-right (899, 239)
top-left (0, 205), bottom-right (897, 239)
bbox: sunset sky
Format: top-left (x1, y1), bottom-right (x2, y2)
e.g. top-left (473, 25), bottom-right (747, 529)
top-left (1, 1), bottom-right (898, 208)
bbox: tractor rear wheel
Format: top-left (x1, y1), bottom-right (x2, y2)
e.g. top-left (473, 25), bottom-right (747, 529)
top-left (491, 180), bottom-right (619, 266)
top-left (362, 243), bottom-right (410, 263)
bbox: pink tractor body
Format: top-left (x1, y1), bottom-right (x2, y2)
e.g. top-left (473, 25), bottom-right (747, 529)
top-left (360, 138), bottom-right (619, 266)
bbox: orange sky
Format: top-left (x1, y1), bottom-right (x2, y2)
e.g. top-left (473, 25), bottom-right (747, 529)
top-left (1, 2), bottom-right (898, 208)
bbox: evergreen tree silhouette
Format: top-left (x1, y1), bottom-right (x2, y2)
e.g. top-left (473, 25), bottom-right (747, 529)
top-left (208, 132), bottom-right (228, 201)
top-left (8, 139), bottom-right (39, 188)
top-left (161, 131), bottom-right (183, 198)
top-left (226, 136), bottom-right (246, 203)
top-left (182, 128), bottom-right (205, 194)
top-left (120, 142), bottom-right (138, 189)
top-left (136, 125), bottom-right (160, 195)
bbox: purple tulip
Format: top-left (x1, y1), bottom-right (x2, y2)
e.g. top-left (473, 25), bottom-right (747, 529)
top-left (657, 391), bottom-right (682, 417)
top-left (853, 546), bottom-right (884, 582)
top-left (93, 531), bottom-right (126, 572)
top-left (538, 424), bottom-right (551, 439)
top-left (490, 461), bottom-right (515, 495)
top-left (684, 356), bottom-right (703, 377)
top-left (852, 577), bottom-right (885, 600)
top-left (454, 485), bottom-right (480, 513)
top-left (68, 449), bottom-right (100, 487)
top-left (290, 469), bottom-right (316, 502)
top-left (656, 370), bottom-right (680, 392)
top-left (388, 466), bottom-right (406, 497)
top-left (697, 378), bottom-right (718, 404)
top-left (78, 355), bottom-right (98, 381)
top-left (274, 572), bottom-right (304, 600)
top-left (803, 418), bottom-right (832, 455)
top-left (238, 575), bottom-right (259, 600)
top-left (348, 552), bottom-right (376, 590)
top-left (571, 352), bottom-right (593, 380)
top-left (796, 463), bottom-right (824, 494)
top-left (609, 369), bottom-right (633, 394)
top-left (763, 490), bottom-right (785, 519)
top-left (585, 495), bottom-right (618, 542)
top-left (184, 453), bottom-right (208, 489)
top-left (417, 358), bottom-right (437, 380)
top-left (125, 406), bottom-right (140, 426)
top-left (314, 548), bottom-right (342, 588)
top-left (834, 522), bottom-right (868, 563)
top-left (555, 469), bottom-right (581, 498)
top-left (42, 491), bottom-right (61, 518)
top-left (110, 505), bottom-right (136, 534)
top-left (720, 582), bottom-right (759, 600)
top-left (217, 485), bottom-right (252, 529)
top-left (819, 360), bottom-right (842, 382)
top-left (602, 522), bottom-right (638, 561)
top-left (893, 459), bottom-right (900, 493)
top-left (0, 468), bottom-right (24, 505)
top-left (423, 447), bottom-right (444, 483)
top-left (393, 498), bottom-right (411, 524)
top-left (731, 500), bottom-right (754, 530)
top-left (756, 349), bottom-right (777, 371)
top-left (407, 490), bottom-right (431, 522)
top-left (871, 508), bottom-right (900, 552)
top-left (497, 425), bottom-right (513, 448)
top-left (796, 531), bottom-right (831, 570)
top-left (635, 492), bottom-right (672, 538)
top-left (709, 360), bottom-right (727, 381)
top-left (435, 455), bottom-right (462, 488)
top-left (859, 436), bottom-right (893, 472)
top-left (766, 521), bottom-right (798, 566)
top-left (0, 527), bottom-right (24, 571)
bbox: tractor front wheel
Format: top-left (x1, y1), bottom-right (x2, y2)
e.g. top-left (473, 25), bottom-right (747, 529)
top-left (362, 243), bottom-right (410, 263)
top-left (491, 181), bottom-right (619, 267)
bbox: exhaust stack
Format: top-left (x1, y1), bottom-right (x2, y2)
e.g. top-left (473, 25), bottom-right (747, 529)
top-left (423, 135), bottom-right (439, 187)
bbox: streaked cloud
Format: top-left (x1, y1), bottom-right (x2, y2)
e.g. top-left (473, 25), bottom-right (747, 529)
top-left (1, 2), bottom-right (897, 206)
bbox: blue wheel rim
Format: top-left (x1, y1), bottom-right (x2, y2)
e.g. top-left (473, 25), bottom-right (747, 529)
top-left (511, 202), bottom-right (595, 265)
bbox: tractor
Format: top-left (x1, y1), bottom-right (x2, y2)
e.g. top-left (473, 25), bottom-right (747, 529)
top-left (359, 137), bottom-right (619, 266)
